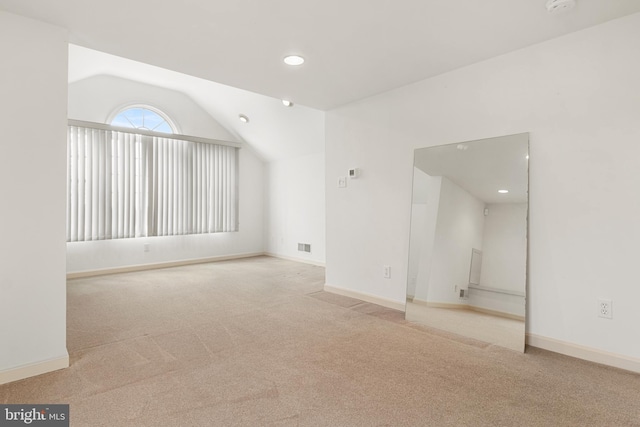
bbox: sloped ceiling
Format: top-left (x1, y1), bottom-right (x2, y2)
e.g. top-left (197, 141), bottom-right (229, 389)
top-left (1, 1), bottom-right (640, 110)
top-left (68, 45), bottom-right (325, 163)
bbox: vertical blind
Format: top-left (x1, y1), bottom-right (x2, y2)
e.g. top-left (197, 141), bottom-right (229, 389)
top-left (67, 124), bottom-right (238, 242)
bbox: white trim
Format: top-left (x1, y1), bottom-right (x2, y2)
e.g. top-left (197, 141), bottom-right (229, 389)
top-left (469, 306), bottom-right (524, 322)
top-left (526, 333), bottom-right (640, 374)
top-left (468, 284), bottom-right (525, 297)
top-left (324, 283), bottom-right (406, 311)
top-left (68, 119), bottom-right (241, 148)
top-left (409, 298), bottom-right (468, 310)
top-left (409, 298), bottom-right (524, 321)
top-left (0, 355), bottom-right (69, 385)
top-left (264, 252), bottom-right (326, 267)
top-left (67, 252), bottom-right (264, 279)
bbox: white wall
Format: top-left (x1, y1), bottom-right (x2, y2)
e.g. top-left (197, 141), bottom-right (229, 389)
top-left (265, 151), bottom-right (326, 265)
top-left (407, 169), bottom-right (440, 298)
top-left (66, 76), bottom-right (264, 273)
top-left (468, 288), bottom-right (525, 318)
top-left (326, 13), bottom-right (640, 361)
top-left (68, 75), bottom-right (237, 141)
top-left (479, 203), bottom-right (527, 293)
top-left (0, 12), bottom-right (69, 380)
top-left (467, 203), bottom-right (527, 317)
top-left (426, 177), bottom-right (485, 304)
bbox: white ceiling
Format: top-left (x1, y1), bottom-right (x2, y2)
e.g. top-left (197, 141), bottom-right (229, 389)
top-left (67, 45), bottom-right (325, 163)
top-left (414, 134), bottom-right (529, 204)
top-left (2, 0), bottom-right (640, 110)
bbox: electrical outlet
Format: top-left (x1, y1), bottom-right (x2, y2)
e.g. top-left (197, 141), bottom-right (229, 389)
top-left (337, 177), bottom-right (347, 188)
top-left (144, 243), bottom-right (150, 252)
top-left (598, 299), bottom-right (612, 319)
top-left (383, 265), bottom-right (391, 279)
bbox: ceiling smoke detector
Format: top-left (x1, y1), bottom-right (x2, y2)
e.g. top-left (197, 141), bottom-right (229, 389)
top-left (546, 0), bottom-right (576, 14)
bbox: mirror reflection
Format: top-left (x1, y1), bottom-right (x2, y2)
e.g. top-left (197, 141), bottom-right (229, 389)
top-left (405, 133), bottom-right (529, 352)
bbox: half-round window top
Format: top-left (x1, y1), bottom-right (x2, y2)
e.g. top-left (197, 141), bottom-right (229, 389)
top-left (111, 106), bottom-right (175, 133)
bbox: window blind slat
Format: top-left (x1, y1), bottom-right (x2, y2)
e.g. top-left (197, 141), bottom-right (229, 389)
top-left (97, 131), bottom-right (106, 239)
top-left (162, 139), bottom-right (169, 235)
top-left (129, 134), bottom-right (136, 237)
top-left (68, 128), bottom-right (77, 241)
top-left (122, 134), bottom-right (128, 237)
top-left (105, 132), bottom-right (112, 239)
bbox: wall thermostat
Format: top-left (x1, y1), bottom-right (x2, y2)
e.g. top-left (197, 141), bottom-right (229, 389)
top-left (348, 168), bottom-right (360, 179)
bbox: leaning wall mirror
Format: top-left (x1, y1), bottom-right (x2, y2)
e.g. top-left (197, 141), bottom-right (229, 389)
top-left (405, 133), bottom-right (529, 352)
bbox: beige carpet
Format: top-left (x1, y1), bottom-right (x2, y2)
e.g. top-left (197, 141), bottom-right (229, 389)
top-left (1, 256), bottom-right (639, 426)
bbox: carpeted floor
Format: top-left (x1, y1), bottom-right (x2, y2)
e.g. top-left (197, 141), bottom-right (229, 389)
top-left (1, 256), bottom-right (639, 426)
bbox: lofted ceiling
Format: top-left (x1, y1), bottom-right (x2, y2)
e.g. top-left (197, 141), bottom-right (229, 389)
top-left (67, 45), bottom-right (326, 163)
top-left (1, 1), bottom-right (640, 110)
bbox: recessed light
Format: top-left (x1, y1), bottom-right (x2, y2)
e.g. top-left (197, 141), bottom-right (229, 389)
top-left (282, 99), bottom-right (293, 107)
top-left (498, 189), bottom-right (509, 194)
top-left (456, 144), bottom-right (468, 151)
top-left (238, 114), bottom-right (249, 123)
top-left (284, 55), bottom-right (305, 66)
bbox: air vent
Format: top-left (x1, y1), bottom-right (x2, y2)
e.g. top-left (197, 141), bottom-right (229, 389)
top-left (297, 243), bottom-right (311, 253)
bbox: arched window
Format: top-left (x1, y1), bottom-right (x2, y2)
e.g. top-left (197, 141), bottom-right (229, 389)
top-left (111, 106), bottom-right (175, 133)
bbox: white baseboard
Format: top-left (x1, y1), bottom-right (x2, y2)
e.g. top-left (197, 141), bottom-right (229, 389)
top-left (526, 333), bottom-right (640, 374)
top-left (67, 252), bottom-right (265, 279)
top-left (409, 298), bottom-right (524, 321)
top-left (410, 298), bottom-right (468, 310)
top-left (324, 284), bottom-right (405, 311)
top-left (0, 354), bottom-right (69, 385)
top-left (470, 306), bottom-right (525, 322)
top-left (264, 252), bottom-right (326, 267)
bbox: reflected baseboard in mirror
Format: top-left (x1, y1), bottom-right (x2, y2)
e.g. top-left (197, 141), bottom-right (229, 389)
top-left (405, 133), bottom-right (528, 352)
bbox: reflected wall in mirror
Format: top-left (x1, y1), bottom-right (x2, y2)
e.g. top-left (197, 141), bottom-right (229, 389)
top-left (405, 133), bottom-right (528, 352)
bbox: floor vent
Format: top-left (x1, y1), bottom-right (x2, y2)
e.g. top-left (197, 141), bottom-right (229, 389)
top-left (298, 243), bottom-right (311, 253)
